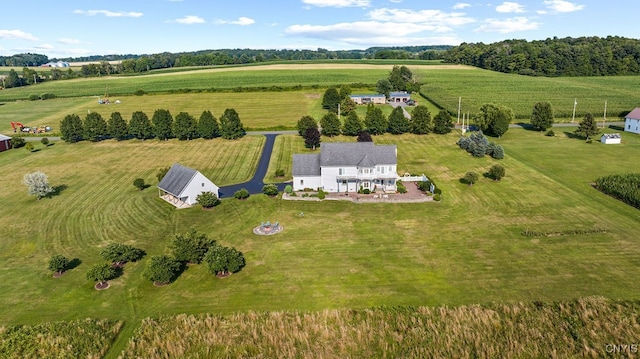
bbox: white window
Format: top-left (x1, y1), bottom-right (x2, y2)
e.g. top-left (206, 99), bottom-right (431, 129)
top-left (201, 183), bottom-right (205, 187)
top-left (360, 168), bottom-right (371, 174)
top-left (300, 179), bottom-right (304, 185)
top-left (379, 166), bottom-right (385, 174)
top-left (364, 182), bottom-right (370, 188)
top-left (339, 168), bottom-right (346, 175)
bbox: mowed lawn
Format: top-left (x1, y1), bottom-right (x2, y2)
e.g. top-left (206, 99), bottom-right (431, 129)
top-left (0, 128), bottom-right (639, 328)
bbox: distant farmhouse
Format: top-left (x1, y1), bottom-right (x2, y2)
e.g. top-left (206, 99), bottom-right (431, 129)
top-left (349, 91), bottom-right (413, 105)
top-left (625, 108), bottom-right (640, 134)
top-left (0, 134), bottom-right (10, 152)
top-left (349, 94), bottom-right (386, 105)
top-left (292, 142), bottom-right (398, 193)
top-left (40, 61), bottom-right (70, 68)
top-left (157, 163), bottom-right (219, 208)
top-left (601, 133), bottom-right (621, 144)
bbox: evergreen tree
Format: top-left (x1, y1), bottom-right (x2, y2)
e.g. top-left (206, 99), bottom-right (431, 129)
top-left (296, 115), bottom-right (317, 136)
top-left (60, 114), bottom-right (84, 143)
top-left (364, 103), bottom-right (388, 135)
top-left (320, 112), bottom-right (341, 137)
top-left (339, 96), bottom-right (357, 116)
top-left (433, 110), bottom-right (454, 134)
top-left (575, 112), bottom-right (599, 140)
top-left (84, 112), bottom-right (107, 142)
top-left (197, 110), bottom-right (220, 139)
top-left (152, 109), bottom-right (173, 140)
top-left (219, 108), bottom-right (246, 139)
top-left (173, 111), bottom-right (198, 140)
top-left (387, 106), bottom-right (410, 134)
top-left (107, 112), bottom-right (128, 140)
top-left (322, 87), bottom-right (340, 113)
top-left (303, 127), bottom-right (321, 150)
top-left (128, 111), bottom-right (153, 140)
top-left (531, 102), bottom-right (554, 131)
top-left (410, 105), bottom-right (432, 134)
top-left (342, 111), bottom-right (363, 136)
top-left (5, 69), bottom-right (22, 88)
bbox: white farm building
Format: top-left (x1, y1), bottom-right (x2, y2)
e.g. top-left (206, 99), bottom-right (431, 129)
top-left (625, 108), bottom-right (640, 134)
top-left (157, 163), bottom-right (219, 208)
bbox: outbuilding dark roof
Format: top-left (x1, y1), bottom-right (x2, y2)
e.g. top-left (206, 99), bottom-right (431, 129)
top-left (319, 142), bottom-right (396, 167)
top-left (157, 163), bottom-right (197, 196)
top-left (292, 154), bottom-right (321, 176)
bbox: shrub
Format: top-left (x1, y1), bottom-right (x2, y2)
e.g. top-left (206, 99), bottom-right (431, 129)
top-left (275, 169), bottom-right (285, 177)
top-left (363, 189), bottom-right (371, 194)
top-left (284, 185), bottom-right (292, 194)
top-left (25, 142), bottom-right (34, 152)
top-left (134, 89), bottom-right (146, 96)
top-left (41, 137), bottom-right (49, 146)
top-left (492, 145), bottom-right (505, 159)
top-left (11, 136), bottom-right (25, 148)
top-left (434, 188), bottom-right (442, 195)
top-left (463, 172), bottom-right (479, 186)
top-left (48, 254), bottom-right (70, 274)
top-left (417, 181), bottom-right (432, 193)
top-left (545, 129), bottom-right (555, 137)
top-left (197, 191), bottom-right (220, 208)
top-left (317, 190), bottom-right (326, 199)
top-left (262, 184), bottom-right (279, 196)
top-left (396, 181), bottom-right (407, 193)
top-left (156, 166), bottom-right (170, 182)
top-left (29, 94), bottom-right (39, 101)
top-left (234, 188), bottom-right (250, 199)
top-left (133, 178), bottom-right (145, 190)
top-left (487, 164), bottom-right (506, 181)
top-left (433, 193), bottom-right (442, 201)
top-left (40, 93), bottom-right (57, 100)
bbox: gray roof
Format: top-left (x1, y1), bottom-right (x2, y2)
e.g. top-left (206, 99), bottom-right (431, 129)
top-left (292, 154), bottom-right (321, 176)
top-left (0, 134), bottom-right (11, 141)
top-left (157, 163), bottom-right (197, 196)
top-left (319, 142), bottom-right (396, 167)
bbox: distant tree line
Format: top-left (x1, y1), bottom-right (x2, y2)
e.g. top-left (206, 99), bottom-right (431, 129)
top-left (442, 36), bottom-right (640, 76)
top-left (59, 108), bottom-right (245, 143)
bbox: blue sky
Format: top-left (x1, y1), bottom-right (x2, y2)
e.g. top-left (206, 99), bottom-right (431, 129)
top-left (0, 0), bottom-right (628, 58)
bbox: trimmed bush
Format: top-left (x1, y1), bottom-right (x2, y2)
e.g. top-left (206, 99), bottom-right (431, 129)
top-left (263, 184), bottom-right (279, 196)
top-left (29, 94), bottom-right (39, 101)
top-left (133, 178), bottom-right (145, 190)
top-left (197, 191), bottom-right (220, 208)
top-left (275, 169), bottom-right (285, 177)
top-left (284, 185), bottom-right (293, 194)
top-left (234, 188), bottom-right (250, 200)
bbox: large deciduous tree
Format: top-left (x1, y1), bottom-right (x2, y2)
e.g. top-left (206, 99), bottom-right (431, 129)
top-left (197, 110), bottom-right (220, 139)
top-left (433, 110), bottom-right (454, 134)
top-left (303, 127), bottom-right (321, 150)
top-left (575, 112), bottom-right (599, 140)
top-left (296, 115), bottom-right (318, 136)
top-left (48, 254), bottom-right (70, 275)
top-left (173, 111), bottom-right (198, 140)
top-left (203, 244), bottom-right (245, 277)
top-left (60, 114), bottom-right (84, 143)
top-left (152, 109), bottom-right (174, 140)
top-left (320, 112), bottom-right (341, 137)
top-left (84, 112), bottom-right (107, 142)
top-left (322, 87), bottom-right (340, 113)
top-left (129, 111), bottom-right (153, 140)
top-left (342, 111), bottom-right (363, 136)
top-left (376, 79), bottom-right (392, 98)
top-left (171, 228), bottom-right (216, 264)
top-left (142, 255), bottom-right (181, 285)
top-left (487, 164), bottom-right (506, 181)
top-left (474, 103), bottom-right (513, 137)
top-left (387, 106), bottom-right (410, 134)
top-left (531, 102), bottom-right (554, 131)
top-left (86, 263), bottom-right (117, 288)
top-left (100, 243), bottom-right (145, 267)
top-left (107, 112), bottom-right (128, 140)
top-left (364, 103), bottom-right (388, 135)
top-left (410, 105), bottom-right (432, 134)
top-left (23, 171), bottom-right (54, 199)
top-left (219, 108), bottom-right (246, 139)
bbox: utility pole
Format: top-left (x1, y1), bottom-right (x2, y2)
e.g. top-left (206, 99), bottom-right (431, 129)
top-left (603, 100), bottom-right (607, 128)
top-left (457, 97), bottom-right (461, 124)
top-left (571, 98), bottom-right (577, 123)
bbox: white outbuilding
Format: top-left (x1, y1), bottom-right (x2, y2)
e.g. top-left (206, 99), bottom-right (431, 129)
top-left (600, 133), bottom-right (621, 144)
top-left (157, 163), bottom-right (219, 208)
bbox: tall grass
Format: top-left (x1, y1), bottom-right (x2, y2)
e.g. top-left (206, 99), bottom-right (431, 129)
top-left (0, 319), bottom-right (122, 359)
top-left (119, 296), bottom-right (640, 358)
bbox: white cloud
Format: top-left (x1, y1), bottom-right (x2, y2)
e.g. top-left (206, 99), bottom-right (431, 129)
top-left (287, 21), bottom-right (454, 39)
top-left (302, 0), bottom-right (371, 7)
top-left (0, 29), bottom-right (38, 41)
top-left (475, 17), bottom-right (540, 33)
top-left (368, 8), bottom-right (475, 29)
top-left (496, 2), bottom-right (525, 13)
top-left (34, 44), bottom-right (54, 51)
top-left (74, 10), bottom-right (143, 18)
top-left (543, 0), bottom-right (585, 13)
top-left (58, 38), bottom-right (82, 45)
top-left (174, 15), bottom-right (206, 24)
top-left (453, 3), bottom-right (471, 10)
top-left (215, 17), bottom-right (255, 26)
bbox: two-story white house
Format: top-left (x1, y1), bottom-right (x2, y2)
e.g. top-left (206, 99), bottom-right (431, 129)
top-left (292, 142), bottom-right (398, 193)
top-left (625, 107), bottom-right (640, 134)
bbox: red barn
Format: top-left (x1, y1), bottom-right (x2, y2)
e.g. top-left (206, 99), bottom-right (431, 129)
top-left (0, 134), bottom-right (10, 152)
